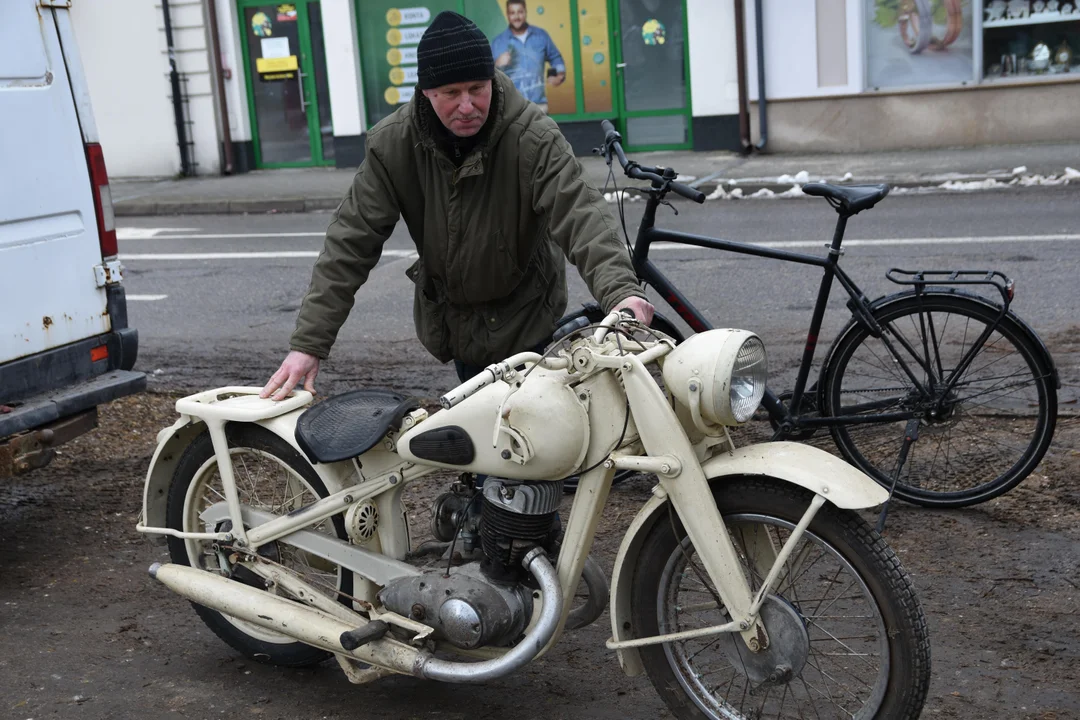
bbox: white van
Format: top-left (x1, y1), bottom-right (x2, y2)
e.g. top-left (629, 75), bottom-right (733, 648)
top-left (0, 1), bottom-right (144, 477)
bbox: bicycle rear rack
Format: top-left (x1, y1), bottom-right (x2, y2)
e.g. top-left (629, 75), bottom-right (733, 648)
top-left (886, 268), bottom-right (1014, 307)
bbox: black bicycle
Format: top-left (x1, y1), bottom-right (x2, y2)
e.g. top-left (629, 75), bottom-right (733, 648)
top-left (559, 120), bottom-right (1060, 508)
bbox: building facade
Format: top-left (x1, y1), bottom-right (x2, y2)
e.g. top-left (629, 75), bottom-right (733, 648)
top-left (743, 0), bottom-right (1080, 151)
top-left (71, 1), bottom-right (1080, 177)
top-left (74, 0), bottom-right (740, 177)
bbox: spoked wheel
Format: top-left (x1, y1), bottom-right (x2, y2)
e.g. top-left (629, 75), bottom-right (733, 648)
top-left (631, 478), bottom-right (930, 719)
top-left (552, 304), bottom-right (686, 493)
top-left (823, 292), bottom-right (1057, 508)
top-left (165, 424), bottom-right (352, 666)
top-left (898, 0), bottom-right (933, 54)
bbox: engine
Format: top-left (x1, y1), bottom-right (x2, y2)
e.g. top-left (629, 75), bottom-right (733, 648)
top-left (379, 476), bottom-right (563, 650)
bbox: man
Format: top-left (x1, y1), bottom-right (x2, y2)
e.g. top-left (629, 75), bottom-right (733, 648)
top-left (261, 11), bottom-right (651, 402)
top-left (489, 0), bottom-right (565, 114)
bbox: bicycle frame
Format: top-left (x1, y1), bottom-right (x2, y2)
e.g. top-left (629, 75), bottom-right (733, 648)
top-left (625, 188), bottom-right (1002, 433)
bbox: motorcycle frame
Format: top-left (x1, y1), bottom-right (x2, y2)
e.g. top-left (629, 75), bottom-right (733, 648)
top-left (139, 335), bottom-right (888, 668)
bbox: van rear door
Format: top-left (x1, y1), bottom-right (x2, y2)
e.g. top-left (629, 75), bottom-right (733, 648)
top-left (0, 1), bottom-right (112, 364)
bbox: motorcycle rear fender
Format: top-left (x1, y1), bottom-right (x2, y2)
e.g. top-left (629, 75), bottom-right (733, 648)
top-left (140, 409), bottom-right (359, 534)
top-left (608, 441), bottom-right (887, 676)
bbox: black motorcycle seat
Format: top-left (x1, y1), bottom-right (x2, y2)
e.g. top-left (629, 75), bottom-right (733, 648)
top-left (803, 183), bottom-right (890, 215)
top-left (294, 389), bottom-right (420, 464)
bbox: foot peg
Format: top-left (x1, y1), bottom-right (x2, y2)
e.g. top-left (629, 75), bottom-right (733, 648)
top-left (340, 620), bottom-right (389, 651)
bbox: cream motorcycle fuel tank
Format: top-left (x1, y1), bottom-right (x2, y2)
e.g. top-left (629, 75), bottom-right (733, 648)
top-left (397, 369), bottom-right (590, 480)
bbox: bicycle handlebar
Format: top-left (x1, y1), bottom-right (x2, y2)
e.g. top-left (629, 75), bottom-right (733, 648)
top-left (600, 120), bottom-right (705, 203)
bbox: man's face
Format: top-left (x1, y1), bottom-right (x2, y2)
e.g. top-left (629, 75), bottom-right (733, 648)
top-left (508, 2), bottom-right (527, 31)
top-left (422, 80), bottom-right (492, 137)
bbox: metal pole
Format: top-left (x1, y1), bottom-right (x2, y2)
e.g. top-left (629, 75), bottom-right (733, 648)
top-left (753, 0), bottom-right (768, 151)
top-left (162, 0), bottom-right (193, 176)
top-left (205, 0), bottom-right (235, 174)
top-left (733, 0), bottom-right (751, 154)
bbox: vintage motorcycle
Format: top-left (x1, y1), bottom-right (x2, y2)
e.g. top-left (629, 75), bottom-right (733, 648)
top-left (138, 312), bottom-right (930, 719)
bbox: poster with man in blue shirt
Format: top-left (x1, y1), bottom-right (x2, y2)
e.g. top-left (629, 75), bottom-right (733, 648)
top-left (490, 0), bottom-right (566, 114)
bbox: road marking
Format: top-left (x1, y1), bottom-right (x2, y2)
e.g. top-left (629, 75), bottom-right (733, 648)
top-left (116, 228), bottom-right (199, 239)
top-left (127, 294), bottom-right (169, 301)
top-left (118, 229), bottom-right (324, 240)
top-left (121, 249), bottom-right (417, 261)
top-left (118, 234), bottom-right (1080, 262)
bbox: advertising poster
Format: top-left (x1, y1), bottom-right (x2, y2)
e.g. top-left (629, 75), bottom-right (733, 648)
top-left (866, 0), bottom-right (973, 89)
top-left (464, 0), bottom-right (578, 115)
top-left (357, 2), bottom-right (459, 127)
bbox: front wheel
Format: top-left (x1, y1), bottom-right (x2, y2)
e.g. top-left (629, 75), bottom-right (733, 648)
top-left (165, 424), bottom-right (352, 667)
top-left (822, 292), bottom-right (1057, 508)
top-left (631, 478), bottom-right (930, 720)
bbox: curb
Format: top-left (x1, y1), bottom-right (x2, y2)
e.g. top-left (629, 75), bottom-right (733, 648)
top-left (113, 175), bottom-right (1077, 216)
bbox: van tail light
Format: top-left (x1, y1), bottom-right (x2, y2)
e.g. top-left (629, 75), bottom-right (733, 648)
top-left (85, 143), bottom-right (118, 258)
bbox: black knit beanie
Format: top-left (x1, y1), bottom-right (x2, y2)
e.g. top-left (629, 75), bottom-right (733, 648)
top-left (416, 12), bottom-right (495, 90)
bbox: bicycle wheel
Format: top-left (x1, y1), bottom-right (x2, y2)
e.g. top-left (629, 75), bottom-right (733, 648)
top-left (631, 478), bottom-right (930, 719)
top-left (553, 304), bottom-right (686, 492)
top-left (823, 291), bottom-right (1057, 508)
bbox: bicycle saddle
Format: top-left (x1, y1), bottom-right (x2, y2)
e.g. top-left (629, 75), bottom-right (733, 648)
top-left (803, 183), bottom-right (890, 215)
top-left (295, 389), bottom-right (419, 463)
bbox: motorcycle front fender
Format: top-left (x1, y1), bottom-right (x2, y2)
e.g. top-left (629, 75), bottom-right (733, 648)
top-left (607, 441), bottom-right (887, 676)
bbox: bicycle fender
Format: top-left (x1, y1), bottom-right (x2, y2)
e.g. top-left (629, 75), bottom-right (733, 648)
top-left (607, 441), bottom-right (886, 677)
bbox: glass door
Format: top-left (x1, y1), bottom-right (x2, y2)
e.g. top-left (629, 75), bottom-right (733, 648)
top-left (611, 0), bottom-right (692, 150)
top-left (238, 1), bottom-right (334, 167)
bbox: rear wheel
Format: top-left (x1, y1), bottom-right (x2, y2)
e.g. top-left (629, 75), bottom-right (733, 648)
top-left (631, 478), bottom-right (930, 719)
top-left (823, 292), bottom-right (1057, 508)
top-left (165, 424), bottom-right (352, 666)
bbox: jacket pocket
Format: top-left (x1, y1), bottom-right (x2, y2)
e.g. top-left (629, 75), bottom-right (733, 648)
top-left (459, 229), bottom-right (523, 305)
top-left (406, 258), bottom-right (452, 363)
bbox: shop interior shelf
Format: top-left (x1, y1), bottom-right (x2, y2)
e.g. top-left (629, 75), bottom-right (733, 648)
top-left (984, 11), bottom-right (1080, 28)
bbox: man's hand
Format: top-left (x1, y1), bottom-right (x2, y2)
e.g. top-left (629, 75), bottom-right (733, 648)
top-left (261, 350), bottom-right (320, 401)
top-left (495, 51), bottom-right (511, 68)
top-left (548, 71), bottom-right (566, 86)
top-left (612, 296), bottom-right (655, 326)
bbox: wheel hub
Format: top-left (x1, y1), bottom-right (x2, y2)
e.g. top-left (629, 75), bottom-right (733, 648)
top-left (718, 596), bottom-right (809, 686)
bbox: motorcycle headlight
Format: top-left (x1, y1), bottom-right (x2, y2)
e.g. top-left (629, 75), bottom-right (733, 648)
top-left (662, 329), bottom-right (768, 426)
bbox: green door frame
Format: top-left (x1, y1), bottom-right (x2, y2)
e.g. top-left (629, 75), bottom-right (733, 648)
top-left (608, 0), bottom-right (694, 152)
top-left (236, 0), bottom-right (333, 168)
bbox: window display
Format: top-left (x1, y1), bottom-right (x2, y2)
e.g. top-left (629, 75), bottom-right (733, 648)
top-left (981, 0), bottom-right (1080, 81)
top-left (866, 0), bottom-right (974, 89)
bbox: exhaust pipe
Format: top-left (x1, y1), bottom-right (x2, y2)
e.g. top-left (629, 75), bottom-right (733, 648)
top-left (149, 546), bottom-right (563, 684)
top-left (148, 563), bottom-right (420, 675)
top-left (414, 547), bottom-right (563, 683)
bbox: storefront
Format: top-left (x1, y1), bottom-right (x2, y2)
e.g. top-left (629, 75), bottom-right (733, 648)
top-left (226, 0), bottom-right (739, 169)
top-left (743, 0), bottom-right (1080, 151)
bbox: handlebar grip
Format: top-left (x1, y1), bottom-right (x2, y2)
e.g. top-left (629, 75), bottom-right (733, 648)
top-left (670, 181), bottom-right (707, 204)
top-left (601, 119), bottom-right (618, 142)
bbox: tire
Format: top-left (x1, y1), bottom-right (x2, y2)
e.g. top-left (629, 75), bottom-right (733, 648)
top-left (899, 0), bottom-right (933, 54)
top-left (631, 478), bottom-right (930, 720)
top-left (166, 424), bottom-right (353, 667)
top-left (553, 304), bottom-right (686, 492)
top-left (823, 292), bottom-right (1057, 508)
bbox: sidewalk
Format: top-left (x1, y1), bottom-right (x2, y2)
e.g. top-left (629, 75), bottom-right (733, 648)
top-left (112, 142), bottom-right (1080, 216)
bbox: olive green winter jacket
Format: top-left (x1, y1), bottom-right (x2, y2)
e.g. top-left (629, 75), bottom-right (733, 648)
top-left (290, 71), bottom-right (644, 367)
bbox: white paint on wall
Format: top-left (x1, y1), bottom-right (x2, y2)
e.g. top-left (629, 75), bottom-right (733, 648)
top-left (321, 0), bottom-right (364, 137)
top-left (71, 0), bottom-right (179, 177)
top-left (745, 0), bottom-right (863, 101)
top-left (687, 0), bottom-right (739, 116)
top-left (217, 0), bottom-right (252, 142)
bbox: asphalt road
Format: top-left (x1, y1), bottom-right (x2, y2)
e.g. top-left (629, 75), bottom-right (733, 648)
top-left (117, 187), bottom-right (1080, 402)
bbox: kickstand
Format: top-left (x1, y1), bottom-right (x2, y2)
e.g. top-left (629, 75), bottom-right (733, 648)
top-left (876, 418), bottom-right (920, 534)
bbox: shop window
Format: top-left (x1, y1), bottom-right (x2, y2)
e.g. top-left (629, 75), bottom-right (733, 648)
top-left (981, 1), bottom-right (1080, 82)
top-left (865, 0), bottom-right (974, 89)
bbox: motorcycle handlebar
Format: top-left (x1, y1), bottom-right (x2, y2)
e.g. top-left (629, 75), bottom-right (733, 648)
top-left (599, 121), bottom-right (705, 204)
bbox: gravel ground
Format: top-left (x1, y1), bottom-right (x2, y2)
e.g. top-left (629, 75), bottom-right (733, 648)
top-left (1, 353), bottom-right (1078, 719)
